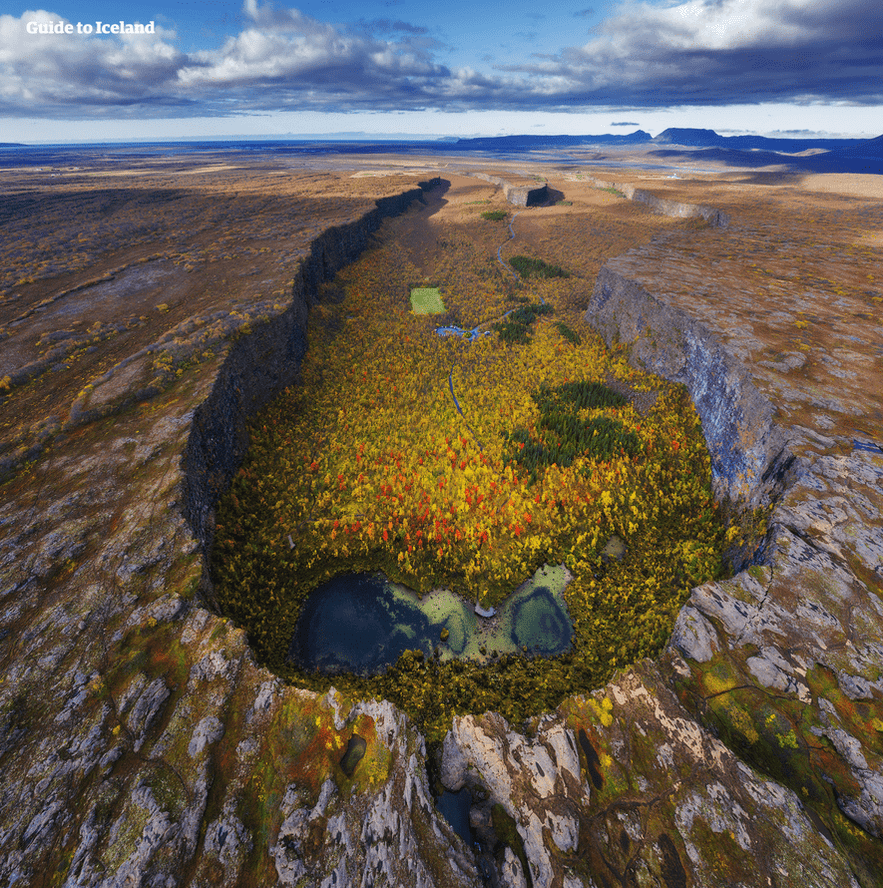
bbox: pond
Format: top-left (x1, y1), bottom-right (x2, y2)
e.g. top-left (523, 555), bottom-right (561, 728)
top-left (286, 564), bottom-right (574, 675)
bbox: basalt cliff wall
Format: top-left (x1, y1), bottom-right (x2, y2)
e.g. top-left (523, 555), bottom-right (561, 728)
top-left (184, 183), bottom-right (436, 570)
top-left (0, 178), bottom-right (483, 888)
top-left (436, 191), bottom-right (883, 886)
top-left (465, 171), bottom-right (549, 207)
top-left (584, 175), bottom-right (731, 227)
top-left (588, 265), bottom-right (796, 509)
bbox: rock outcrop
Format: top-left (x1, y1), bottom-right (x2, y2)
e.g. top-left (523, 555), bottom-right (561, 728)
top-left (465, 172), bottom-right (549, 207)
top-left (0, 179), bottom-right (475, 888)
top-left (588, 266), bottom-right (794, 508)
top-left (431, 251), bottom-right (883, 885)
top-left (583, 175), bottom-right (730, 227)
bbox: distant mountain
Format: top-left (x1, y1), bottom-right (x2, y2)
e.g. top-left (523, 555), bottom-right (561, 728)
top-left (453, 131), bottom-right (652, 150)
top-left (652, 127), bottom-right (874, 153)
top-left (652, 128), bottom-right (722, 147)
top-left (648, 129), bottom-right (883, 174)
top-left (835, 133), bottom-right (883, 158)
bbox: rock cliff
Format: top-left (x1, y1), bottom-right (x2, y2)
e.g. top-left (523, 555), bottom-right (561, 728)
top-left (582, 176), bottom-right (730, 227)
top-left (464, 172), bottom-right (550, 207)
top-left (432, 255), bottom-right (882, 886)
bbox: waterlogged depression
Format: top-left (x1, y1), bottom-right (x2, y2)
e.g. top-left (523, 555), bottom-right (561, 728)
top-left (287, 565), bottom-right (574, 675)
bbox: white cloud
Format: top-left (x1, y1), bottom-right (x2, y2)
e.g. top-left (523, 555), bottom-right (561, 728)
top-left (502, 0), bottom-right (883, 107)
top-left (1, 10), bottom-right (186, 115)
top-left (165, 3), bottom-right (430, 106)
top-left (1, 0), bottom-right (881, 121)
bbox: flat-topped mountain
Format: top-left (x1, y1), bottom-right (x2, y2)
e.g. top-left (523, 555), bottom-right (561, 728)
top-left (652, 126), bottom-right (878, 152)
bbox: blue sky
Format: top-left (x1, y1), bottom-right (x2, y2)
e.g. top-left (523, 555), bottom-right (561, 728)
top-left (2, 0), bottom-right (882, 141)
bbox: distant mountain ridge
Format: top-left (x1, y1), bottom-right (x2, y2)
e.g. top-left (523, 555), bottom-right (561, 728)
top-left (453, 130), bottom-right (653, 149)
top-left (453, 127), bottom-right (879, 154)
top-left (651, 127), bottom-right (872, 153)
top-left (451, 128), bottom-right (883, 174)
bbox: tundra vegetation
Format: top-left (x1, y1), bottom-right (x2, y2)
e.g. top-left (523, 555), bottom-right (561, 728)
top-left (213, 204), bottom-right (730, 742)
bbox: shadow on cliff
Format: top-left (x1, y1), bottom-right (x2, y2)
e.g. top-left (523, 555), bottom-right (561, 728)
top-left (543, 187), bottom-right (566, 205)
top-left (416, 178), bottom-right (451, 219)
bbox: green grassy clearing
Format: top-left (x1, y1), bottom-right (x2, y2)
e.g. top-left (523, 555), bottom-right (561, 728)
top-left (410, 287), bottom-right (446, 314)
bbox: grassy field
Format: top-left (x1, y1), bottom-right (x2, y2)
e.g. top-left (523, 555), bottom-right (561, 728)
top-left (410, 287), bottom-right (446, 313)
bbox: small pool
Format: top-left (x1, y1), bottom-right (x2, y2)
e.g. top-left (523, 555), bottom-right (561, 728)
top-left (286, 565), bottom-right (574, 675)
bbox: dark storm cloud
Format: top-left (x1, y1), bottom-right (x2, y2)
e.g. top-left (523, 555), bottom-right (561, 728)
top-left (2, 0), bottom-right (881, 119)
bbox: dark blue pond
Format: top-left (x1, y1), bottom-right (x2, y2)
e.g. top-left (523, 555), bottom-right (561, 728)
top-left (287, 573), bottom-right (432, 675)
top-left (286, 566), bottom-right (574, 676)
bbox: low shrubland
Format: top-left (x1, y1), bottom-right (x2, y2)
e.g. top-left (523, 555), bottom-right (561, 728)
top-left (212, 217), bottom-right (728, 742)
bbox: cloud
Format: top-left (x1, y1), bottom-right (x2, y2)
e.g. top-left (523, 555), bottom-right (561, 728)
top-left (356, 19), bottom-right (430, 37)
top-left (2, 0), bottom-right (881, 120)
top-left (0, 10), bottom-right (188, 117)
top-left (175, 5), bottom-right (453, 111)
top-left (502, 0), bottom-right (883, 107)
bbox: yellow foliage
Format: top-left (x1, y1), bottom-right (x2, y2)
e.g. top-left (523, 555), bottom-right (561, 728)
top-left (211, 214), bottom-right (728, 739)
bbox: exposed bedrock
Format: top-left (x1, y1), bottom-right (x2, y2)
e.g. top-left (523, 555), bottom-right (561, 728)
top-left (587, 265), bottom-right (797, 508)
top-left (464, 171), bottom-right (549, 207)
top-left (584, 175), bottom-right (731, 227)
top-left (437, 209), bottom-right (883, 885)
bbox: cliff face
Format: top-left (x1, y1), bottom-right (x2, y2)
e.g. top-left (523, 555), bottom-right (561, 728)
top-left (433, 234), bottom-right (882, 888)
top-left (0, 178), bottom-right (481, 888)
top-left (582, 175), bottom-right (730, 227)
top-left (1, 174), bottom-right (881, 887)
top-left (183, 185), bottom-right (432, 568)
top-left (464, 171), bottom-right (549, 207)
top-left (588, 266), bottom-right (794, 508)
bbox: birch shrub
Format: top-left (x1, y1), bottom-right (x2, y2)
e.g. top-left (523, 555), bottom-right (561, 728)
top-left (212, 231), bottom-right (729, 741)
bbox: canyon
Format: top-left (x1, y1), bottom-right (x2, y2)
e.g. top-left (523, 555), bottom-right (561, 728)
top-left (0, 146), bottom-right (881, 886)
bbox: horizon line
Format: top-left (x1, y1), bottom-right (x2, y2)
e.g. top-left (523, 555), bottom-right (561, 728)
top-left (3, 127), bottom-right (881, 148)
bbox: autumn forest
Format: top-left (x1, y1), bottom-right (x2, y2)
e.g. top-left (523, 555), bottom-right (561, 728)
top-left (212, 180), bottom-right (730, 741)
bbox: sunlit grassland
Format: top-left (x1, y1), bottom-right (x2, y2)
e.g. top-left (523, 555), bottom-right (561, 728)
top-left (213, 213), bottom-right (728, 742)
top-left (410, 287), bottom-right (446, 314)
